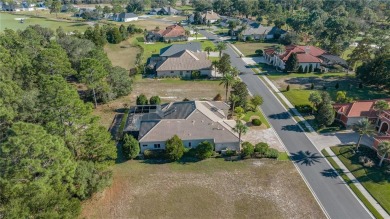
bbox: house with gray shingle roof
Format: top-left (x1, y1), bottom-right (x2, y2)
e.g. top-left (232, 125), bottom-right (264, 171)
top-left (241, 25), bottom-right (287, 40)
top-left (124, 101), bottom-right (240, 153)
top-left (160, 42), bottom-right (201, 57)
top-left (112, 12), bottom-right (138, 22)
top-left (155, 50), bottom-right (213, 78)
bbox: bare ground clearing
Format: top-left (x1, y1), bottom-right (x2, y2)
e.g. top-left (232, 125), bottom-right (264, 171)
top-left (81, 159), bottom-right (325, 219)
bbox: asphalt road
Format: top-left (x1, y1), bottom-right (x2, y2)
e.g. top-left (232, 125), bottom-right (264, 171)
top-left (199, 30), bottom-right (373, 219)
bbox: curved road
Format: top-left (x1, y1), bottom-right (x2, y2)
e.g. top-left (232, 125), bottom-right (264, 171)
top-left (199, 30), bottom-right (373, 219)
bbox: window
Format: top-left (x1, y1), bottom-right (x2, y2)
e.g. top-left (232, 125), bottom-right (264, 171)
top-left (188, 142), bottom-right (192, 148)
top-left (170, 71), bottom-right (174, 73)
top-left (143, 145), bottom-right (147, 147)
top-left (154, 144), bottom-right (161, 149)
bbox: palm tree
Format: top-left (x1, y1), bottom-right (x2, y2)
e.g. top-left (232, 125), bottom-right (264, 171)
top-left (373, 100), bottom-right (390, 126)
top-left (230, 94), bottom-right (240, 117)
top-left (378, 141), bottom-right (390, 167)
top-left (205, 46), bottom-right (213, 57)
top-left (184, 29), bottom-right (191, 37)
top-left (352, 118), bottom-right (376, 152)
top-left (194, 27), bottom-right (199, 40)
top-left (212, 60), bottom-right (219, 76)
top-left (217, 42), bottom-right (227, 58)
top-left (233, 120), bottom-right (248, 144)
top-left (230, 67), bottom-right (240, 77)
top-left (219, 73), bottom-right (235, 102)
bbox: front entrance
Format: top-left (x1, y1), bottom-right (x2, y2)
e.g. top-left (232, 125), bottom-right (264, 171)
top-left (379, 122), bottom-right (389, 134)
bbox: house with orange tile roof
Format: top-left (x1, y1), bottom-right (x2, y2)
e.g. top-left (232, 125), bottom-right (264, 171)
top-left (146, 24), bottom-right (188, 42)
top-left (333, 99), bottom-right (390, 155)
top-left (264, 45), bottom-right (347, 71)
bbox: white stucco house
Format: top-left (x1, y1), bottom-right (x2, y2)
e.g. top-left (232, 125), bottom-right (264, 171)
top-left (123, 101), bottom-right (240, 153)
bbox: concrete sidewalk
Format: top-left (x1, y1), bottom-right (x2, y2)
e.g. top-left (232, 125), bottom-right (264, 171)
top-left (325, 147), bottom-right (390, 219)
top-left (243, 58), bottom-right (388, 218)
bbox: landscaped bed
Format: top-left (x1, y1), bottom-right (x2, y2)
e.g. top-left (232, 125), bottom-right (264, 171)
top-left (330, 145), bottom-right (390, 215)
top-left (81, 158), bottom-right (324, 218)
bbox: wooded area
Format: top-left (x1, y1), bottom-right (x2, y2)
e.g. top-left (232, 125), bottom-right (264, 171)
top-left (0, 25), bottom-right (134, 217)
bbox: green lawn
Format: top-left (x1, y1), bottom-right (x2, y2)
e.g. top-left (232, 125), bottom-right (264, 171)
top-left (234, 42), bottom-right (279, 57)
top-left (242, 110), bottom-right (271, 128)
top-left (282, 89), bottom-right (312, 106)
top-left (322, 148), bottom-right (384, 219)
top-left (278, 152), bottom-right (290, 161)
top-left (0, 12), bottom-right (89, 32)
top-left (330, 145), bottom-right (390, 215)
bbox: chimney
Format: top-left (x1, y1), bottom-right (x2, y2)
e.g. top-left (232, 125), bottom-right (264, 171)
top-left (305, 46), bottom-right (310, 54)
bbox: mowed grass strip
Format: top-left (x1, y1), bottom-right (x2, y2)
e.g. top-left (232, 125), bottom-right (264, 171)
top-left (234, 42), bottom-right (279, 57)
top-left (322, 148), bottom-right (384, 219)
top-left (329, 146), bottom-right (390, 216)
top-left (81, 159), bottom-right (325, 219)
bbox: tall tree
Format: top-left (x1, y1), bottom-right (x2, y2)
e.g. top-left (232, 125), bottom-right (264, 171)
top-left (107, 66), bottom-right (133, 98)
top-left (233, 120), bottom-right (248, 144)
top-left (205, 46), bottom-right (213, 57)
top-left (0, 122), bottom-right (79, 218)
top-left (216, 42), bottom-right (227, 57)
top-left (373, 100), bottom-right (390, 125)
top-left (378, 141), bottom-right (390, 167)
top-left (79, 58), bottom-right (108, 108)
top-left (49, 0), bottom-right (61, 18)
top-left (231, 81), bottom-right (248, 108)
top-left (217, 53), bottom-right (231, 76)
top-left (352, 118), bottom-right (375, 152)
top-left (308, 91), bottom-right (322, 112)
top-left (284, 53), bottom-right (299, 72)
top-left (220, 73), bottom-right (235, 102)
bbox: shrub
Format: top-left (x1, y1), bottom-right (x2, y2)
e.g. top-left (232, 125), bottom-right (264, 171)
top-left (254, 142), bottom-right (269, 154)
top-left (264, 148), bottom-right (279, 159)
top-left (298, 65), bottom-right (303, 73)
top-left (310, 83), bottom-right (314, 90)
top-left (213, 93), bottom-right (222, 101)
top-left (122, 134), bottom-right (140, 160)
top-left (136, 94), bottom-right (148, 105)
top-left (252, 118), bottom-right (262, 126)
top-left (143, 149), bottom-right (165, 159)
top-left (195, 141), bottom-right (214, 159)
top-left (286, 85), bottom-right (290, 91)
top-left (335, 82), bottom-right (339, 89)
top-left (225, 149), bottom-right (237, 157)
top-left (295, 104), bottom-right (313, 114)
top-left (149, 95), bottom-right (161, 105)
top-left (165, 135), bottom-right (185, 161)
top-left (358, 156), bottom-right (375, 168)
top-left (183, 98), bottom-right (190, 101)
top-left (241, 142), bottom-right (255, 158)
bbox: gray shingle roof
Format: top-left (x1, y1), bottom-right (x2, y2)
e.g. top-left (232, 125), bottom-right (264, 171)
top-left (118, 12), bottom-right (138, 19)
top-left (156, 50), bottom-right (211, 71)
top-left (160, 42), bottom-right (201, 57)
top-left (138, 101), bottom-right (238, 143)
top-left (242, 25), bottom-right (286, 36)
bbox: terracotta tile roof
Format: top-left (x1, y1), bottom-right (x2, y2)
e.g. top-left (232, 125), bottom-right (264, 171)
top-left (333, 99), bottom-right (390, 117)
top-left (281, 45), bottom-right (325, 62)
top-left (156, 24), bottom-right (186, 37)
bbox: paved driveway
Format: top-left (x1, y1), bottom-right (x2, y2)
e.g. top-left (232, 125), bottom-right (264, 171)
top-left (199, 29), bottom-right (373, 219)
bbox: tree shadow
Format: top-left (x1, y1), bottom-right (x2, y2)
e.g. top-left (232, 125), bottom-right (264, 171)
top-left (290, 150), bottom-right (322, 166)
top-left (321, 168), bottom-right (340, 178)
top-left (268, 112), bottom-right (291, 120)
top-left (281, 124), bottom-right (303, 132)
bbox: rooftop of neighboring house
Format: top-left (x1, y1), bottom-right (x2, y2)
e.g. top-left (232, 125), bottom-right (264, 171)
top-left (203, 10), bottom-right (220, 20)
top-left (333, 99), bottom-right (390, 118)
top-left (241, 25), bottom-right (286, 36)
top-left (156, 50), bottom-right (211, 71)
top-left (162, 6), bottom-right (178, 13)
top-left (264, 45), bottom-right (327, 63)
top-left (118, 12), bottom-right (138, 19)
top-left (154, 24), bottom-right (186, 37)
top-left (160, 42), bottom-right (201, 57)
top-left (129, 101), bottom-right (238, 143)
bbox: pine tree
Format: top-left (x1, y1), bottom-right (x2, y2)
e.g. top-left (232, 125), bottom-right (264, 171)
top-left (285, 53), bottom-right (299, 72)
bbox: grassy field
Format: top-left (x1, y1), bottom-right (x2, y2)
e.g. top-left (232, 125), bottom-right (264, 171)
top-left (322, 148), bottom-right (384, 219)
top-left (81, 159), bottom-right (325, 218)
top-left (234, 42), bottom-right (279, 56)
top-left (93, 76), bottom-right (225, 128)
top-left (104, 39), bottom-right (140, 70)
top-left (329, 145), bottom-right (390, 215)
top-left (0, 12), bottom-right (90, 32)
